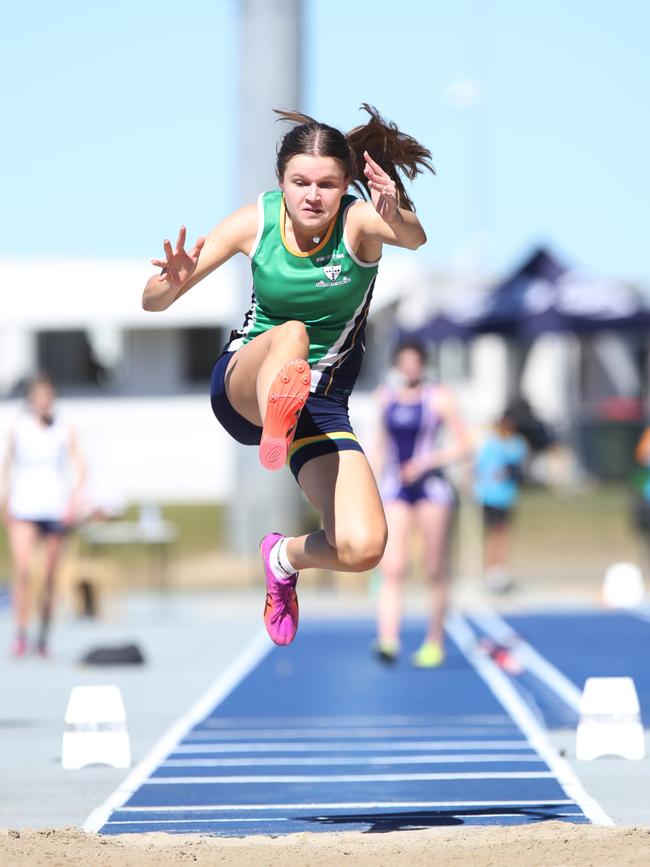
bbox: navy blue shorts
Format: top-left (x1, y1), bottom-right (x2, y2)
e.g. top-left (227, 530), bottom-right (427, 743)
top-left (483, 504), bottom-right (513, 528)
top-left (210, 351), bottom-right (364, 480)
top-left (382, 473), bottom-right (456, 508)
top-left (12, 517), bottom-right (67, 536)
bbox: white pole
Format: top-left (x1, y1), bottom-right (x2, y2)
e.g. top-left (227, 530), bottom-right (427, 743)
top-left (228, 0), bottom-right (305, 557)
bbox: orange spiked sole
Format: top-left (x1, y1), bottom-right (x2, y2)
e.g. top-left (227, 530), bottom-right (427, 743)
top-left (259, 359), bottom-right (311, 471)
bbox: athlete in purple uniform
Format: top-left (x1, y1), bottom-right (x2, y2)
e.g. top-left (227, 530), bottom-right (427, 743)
top-left (372, 341), bottom-right (470, 667)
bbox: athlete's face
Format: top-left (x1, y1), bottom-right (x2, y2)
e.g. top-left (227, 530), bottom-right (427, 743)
top-left (395, 349), bottom-right (425, 386)
top-left (280, 155), bottom-right (349, 234)
top-left (28, 383), bottom-right (56, 419)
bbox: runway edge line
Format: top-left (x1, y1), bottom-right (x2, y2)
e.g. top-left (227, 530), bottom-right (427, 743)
top-left (471, 609), bottom-right (583, 711)
top-left (83, 629), bottom-right (273, 833)
top-left (446, 611), bottom-right (613, 826)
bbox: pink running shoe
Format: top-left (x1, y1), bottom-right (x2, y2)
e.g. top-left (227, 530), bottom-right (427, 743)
top-left (10, 635), bottom-right (27, 658)
top-left (259, 359), bottom-right (310, 471)
top-left (261, 532), bottom-right (299, 646)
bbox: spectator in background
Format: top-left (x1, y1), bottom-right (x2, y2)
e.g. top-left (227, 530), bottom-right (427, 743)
top-left (372, 341), bottom-right (470, 667)
top-left (474, 409), bottom-right (528, 594)
top-left (633, 426), bottom-right (650, 536)
top-left (1, 374), bottom-right (85, 657)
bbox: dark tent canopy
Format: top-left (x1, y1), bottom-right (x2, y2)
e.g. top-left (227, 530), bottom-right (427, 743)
top-left (408, 247), bottom-right (650, 343)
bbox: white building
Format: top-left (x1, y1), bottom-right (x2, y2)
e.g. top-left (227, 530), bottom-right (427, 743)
top-left (2, 255), bottom-right (609, 508)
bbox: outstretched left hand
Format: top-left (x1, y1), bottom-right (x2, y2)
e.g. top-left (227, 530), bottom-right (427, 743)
top-left (363, 151), bottom-right (400, 223)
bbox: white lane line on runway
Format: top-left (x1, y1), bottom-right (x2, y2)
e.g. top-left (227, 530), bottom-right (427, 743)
top-left (446, 612), bottom-right (613, 827)
top-left (161, 753), bottom-right (543, 767)
top-left (627, 606), bottom-right (650, 626)
top-left (105, 811), bottom-right (585, 826)
top-left (106, 818), bottom-right (290, 825)
top-left (116, 799), bottom-right (576, 813)
top-left (471, 609), bottom-right (583, 710)
top-left (170, 739), bottom-right (531, 754)
top-left (185, 726), bottom-right (519, 740)
top-left (83, 629), bottom-right (273, 834)
top-left (201, 714), bottom-right (513, 727)
top-left (142, 771), bottom-right (555, 784)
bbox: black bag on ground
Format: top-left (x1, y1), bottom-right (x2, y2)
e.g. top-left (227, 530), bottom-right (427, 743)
top-left (80, 643), bottom-right (146, 665)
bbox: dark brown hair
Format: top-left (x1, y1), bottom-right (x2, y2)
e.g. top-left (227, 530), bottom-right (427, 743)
top-left (274, 104), bottom-right (434, 211)
top-left (393, 338), bottom-right (428, 364)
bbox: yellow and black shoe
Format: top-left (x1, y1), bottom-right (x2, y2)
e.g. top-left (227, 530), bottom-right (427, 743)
top-left (372, 639), bottom-right (400, 664)
top-left (411, 641), bottom-right (445, 669)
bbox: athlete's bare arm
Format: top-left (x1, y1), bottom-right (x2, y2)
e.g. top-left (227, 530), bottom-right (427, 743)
top-left (345, 151), bottom-right (427, 263)
top-left (65, 426), bottom-right (87, 524)
top-left (433, 387), bottom-right (472, 467)
top-left (367, 385), bottom-right (390, 481)
top-left (142, 204), bottom-right (258, 311)
top-left (0, 433), bottom-right (15, 524)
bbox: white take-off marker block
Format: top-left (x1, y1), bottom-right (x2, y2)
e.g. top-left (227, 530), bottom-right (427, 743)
top-left (602, 561), bottom-right (645, 609)
top-left (576, 677), bottom-right (646, 761)
top-left (62, 685), bottom-right (131, 770)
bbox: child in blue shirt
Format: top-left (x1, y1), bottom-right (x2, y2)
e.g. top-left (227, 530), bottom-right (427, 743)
top-left (474, 410), bottom-right (528, 593)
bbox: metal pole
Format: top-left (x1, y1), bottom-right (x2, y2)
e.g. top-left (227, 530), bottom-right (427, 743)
top-left (228, 0), bottom-right (305, 558)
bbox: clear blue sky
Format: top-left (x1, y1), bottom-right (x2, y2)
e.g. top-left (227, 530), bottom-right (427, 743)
top-left (3, 0), bottom-right (649, 280)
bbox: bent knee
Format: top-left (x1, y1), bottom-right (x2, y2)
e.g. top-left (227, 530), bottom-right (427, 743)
top-left (274, 319), bottom-right (309, 351)
top-left (336, 527), bottom-right (388, 572)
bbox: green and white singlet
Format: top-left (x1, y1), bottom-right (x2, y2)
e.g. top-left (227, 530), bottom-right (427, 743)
top-left (225, 190), bottom-right (380, 398)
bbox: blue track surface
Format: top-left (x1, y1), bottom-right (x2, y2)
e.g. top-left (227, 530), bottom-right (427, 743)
top-left (98, 619), bottom-right (591, 836)
top-left (505, 610), bottom-right (650, 723)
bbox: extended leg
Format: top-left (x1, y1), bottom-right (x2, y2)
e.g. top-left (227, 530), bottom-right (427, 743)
top-left (288, 450), bottom-right (388, 573)
top-left (36, 533), bottom-right (65, 655)
top-left (7, 520), bottom-right (38, 655)
top-left (225, 321), bottom-right (311, 469)
top-left (260, 450), bottom-right (388, 646)
top-left (484, 517), bottom-right (514, 592)
top-left (412, 500), bottom-right (453, 666)
top-left (225, 320), bottom-right (310, 427)
top-left (376, 500), bottom-right (412, 654)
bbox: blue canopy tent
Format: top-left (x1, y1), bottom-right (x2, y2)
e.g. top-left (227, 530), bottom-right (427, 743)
top-left (409, 247), bottom-right (650, 342)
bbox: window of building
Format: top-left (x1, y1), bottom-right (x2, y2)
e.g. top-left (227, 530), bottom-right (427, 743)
top-left (36, 330), bottom-right (108, 389)
top-left (182, 327), bottom-right (224, 383)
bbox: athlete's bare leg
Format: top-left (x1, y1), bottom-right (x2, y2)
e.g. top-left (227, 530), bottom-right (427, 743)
top-left (37, 533), bottom-right (64, 652)
top-left (225, 320), bottom-right (310, 426)
top-left (284, 450), bottom-right (388, 573)
top-left (485, 522), bottom-right (510, 574)
top-left (7, 520), bottom-right (38, 636)
top-left (414, 500), bottom-right (453, 646)
top-left (376, 500), bottom-right (412, 646)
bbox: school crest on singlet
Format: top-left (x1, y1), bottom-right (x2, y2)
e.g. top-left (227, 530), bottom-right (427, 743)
top-left (323, 263), bottom-right (342, 282)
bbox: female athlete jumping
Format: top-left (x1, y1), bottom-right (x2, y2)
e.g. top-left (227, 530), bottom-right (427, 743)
top-left (143, 106), bottom-right (434, 646)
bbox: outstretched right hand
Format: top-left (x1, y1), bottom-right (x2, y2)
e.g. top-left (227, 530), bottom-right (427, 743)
top-left (151, 226), bottom-right (205, 287)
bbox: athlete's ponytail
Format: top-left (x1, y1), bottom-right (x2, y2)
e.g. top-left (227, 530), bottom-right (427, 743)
top-left (346, 104), bottom-right (434, 212)
top-left (274, 105), bottom-right (434, 212)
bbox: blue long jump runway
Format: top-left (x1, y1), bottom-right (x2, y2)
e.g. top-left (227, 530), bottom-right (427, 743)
top-left (87, 615), bottom-right (609, 836)
top-left (504, 609), bottom-right (650, 723)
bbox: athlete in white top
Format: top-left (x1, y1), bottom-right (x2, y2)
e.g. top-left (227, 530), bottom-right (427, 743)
top-left (1, 375), bottom-right (85, 657)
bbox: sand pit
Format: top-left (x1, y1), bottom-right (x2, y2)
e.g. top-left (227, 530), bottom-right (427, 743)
top-left (2, 823), bottom-right (650, 867)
